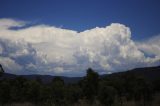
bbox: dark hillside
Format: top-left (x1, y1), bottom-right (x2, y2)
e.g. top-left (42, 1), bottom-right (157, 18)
top-left (0, 66), bottom-right (160, 83)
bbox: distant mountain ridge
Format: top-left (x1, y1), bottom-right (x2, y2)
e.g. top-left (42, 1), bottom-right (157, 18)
top-left (0, 66), bottom-right (160, 83)
top-left (0, 73), bottom-right (82, 83)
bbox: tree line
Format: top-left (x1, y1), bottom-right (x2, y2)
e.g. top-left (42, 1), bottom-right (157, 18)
top-left (0, 68), bottom-right (160, 106)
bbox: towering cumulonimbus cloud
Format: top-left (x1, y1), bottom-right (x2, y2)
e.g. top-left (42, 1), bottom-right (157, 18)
top-left (0, 18), bottom-right (159, 76)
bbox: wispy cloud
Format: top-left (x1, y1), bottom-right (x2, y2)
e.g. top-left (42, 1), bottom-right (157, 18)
top-left (0, 18), bottom-right (159, 76)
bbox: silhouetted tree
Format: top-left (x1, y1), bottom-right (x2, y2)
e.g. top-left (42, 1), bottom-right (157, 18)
top-left (153, 77), bottom-right (160, 92)
top-left (111, 77), bottom-right (125, 106)
top-left (98, 82), bottom-right (116, 106)
top-left (133, 77), bottom-right (153, 106)
top-left (39, 85), bottom-right (52, 105)
top-left (123, 72), bottom-right (137, 101)
top-left (0, 64), bottom-right (4, 77)
top-left (82, 68), bottom-right (99, 103)
top-left (10, 77), bottom-right (27, 102)
top-left (26, 80), bottom-right (41, 104)
top-left (51, 77), bottom-right (65, 105)
top-left (36, 76), bottom-right (42, 84)
top-left (0, 80), bottom-right (11, 104)
top-left (65, 84), bottom-right (82, 105)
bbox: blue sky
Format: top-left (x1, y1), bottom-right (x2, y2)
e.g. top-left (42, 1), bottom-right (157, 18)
top-left (0, 0), bottom-right (160, 40)
top-left (0, 0), bottom-right (160, 76)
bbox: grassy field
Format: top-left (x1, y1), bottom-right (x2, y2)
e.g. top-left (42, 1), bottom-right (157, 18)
top-left (1, 94), bottom-right (160, 106)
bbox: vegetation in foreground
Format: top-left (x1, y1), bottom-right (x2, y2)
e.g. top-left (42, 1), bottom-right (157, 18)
top-left (0, 67), bottom-right (160, 106)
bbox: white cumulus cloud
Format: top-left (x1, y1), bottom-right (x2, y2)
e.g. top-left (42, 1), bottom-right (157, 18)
top-left (0, 18), bottom-right (159, 76)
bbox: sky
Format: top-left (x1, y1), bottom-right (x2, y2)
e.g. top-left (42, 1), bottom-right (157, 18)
top-left (0, 0), bottom-right (160, 76)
